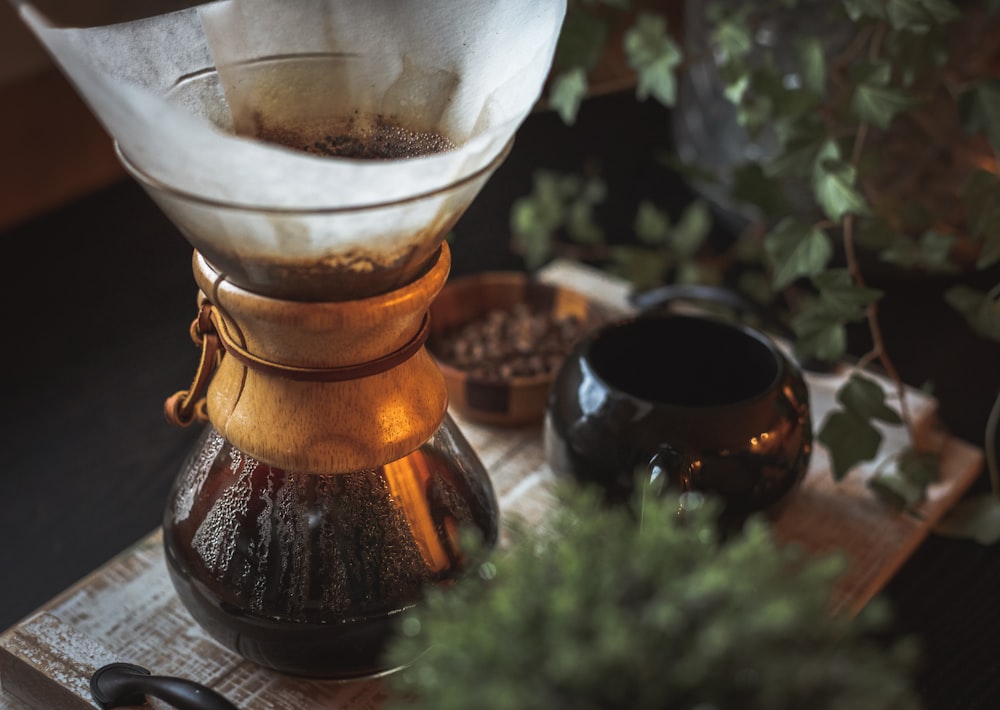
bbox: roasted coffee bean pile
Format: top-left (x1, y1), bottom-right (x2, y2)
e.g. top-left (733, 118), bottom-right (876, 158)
top-left (433, 303), bottom-right (587, 381)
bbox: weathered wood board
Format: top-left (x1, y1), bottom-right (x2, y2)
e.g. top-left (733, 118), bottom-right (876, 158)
top-left (0, 260), bottom-right (984, 709)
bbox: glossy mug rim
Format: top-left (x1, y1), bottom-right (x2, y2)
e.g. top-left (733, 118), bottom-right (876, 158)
top-left (573, 312), bottom-right (788, 411)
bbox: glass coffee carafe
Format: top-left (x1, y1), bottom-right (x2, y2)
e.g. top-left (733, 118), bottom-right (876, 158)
top-left (17, 0), bottom-right (565, 680)
top-left (113, 57), bottom-right (513, 679)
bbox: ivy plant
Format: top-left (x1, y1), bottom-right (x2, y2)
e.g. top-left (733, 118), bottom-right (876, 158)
top-left (383, 483), bottom-right (922, 709)
top-left (514, 0), bottom-right (1000, 540)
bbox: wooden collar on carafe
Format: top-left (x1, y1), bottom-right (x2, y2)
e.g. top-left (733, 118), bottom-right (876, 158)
top-left (164, 247), bottom-right (444, 428)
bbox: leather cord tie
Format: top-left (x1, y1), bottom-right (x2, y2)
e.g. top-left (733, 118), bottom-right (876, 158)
top-left (164, 303), bottom-right (431, 427)
top-left (164, 304), bottom-right (219, 427)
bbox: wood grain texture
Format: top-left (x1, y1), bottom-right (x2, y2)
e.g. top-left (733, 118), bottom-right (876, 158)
top-left (0, 614), bottom-right (125, 710)
top-left (0, 260), bottom-right (983, 709)
top-left (193, 246), bottom-right (452, 473)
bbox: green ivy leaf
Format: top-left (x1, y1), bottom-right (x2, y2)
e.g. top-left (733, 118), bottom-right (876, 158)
top-left (624, 13), bottom-right (683, 107)
top-left (766, 124), bottom-right (827, 178)
top-left (868, 448), bottom-right (938, 512)
top-left (888, 0), bottom-right (927, 29)
top-left (852, 79), bottom-right (917, 129)
top-left (916, 230), bottom-right (956, 268)
top-left (549, 68), bottom-right (589, 126)
top-left (671, 200), bottom-right (711, 257)
top-left (837, 373), bottom-right (904, 424)
top-left (843, 0), bottom-right (888, 21)
top-left (764, 218), bottom-right (833, 289)
top-left (790, 271), bottom-right (880, 363)
top-left (552, 5), bottom-right (609, 75)
top-left (723, 71), bottom-right (750, 104)
top-left (676, 260), bottom-right (723, 286)
top-left (964, 80), bottom-right (1000, 157)
top-left (510, 203), bottom-right (553, 270)
top-left (566, 199), bottom-right (605, 245)
top-left (792, 296), bottom-right (848, 362)
top-left (811, 269), bottom-right (884, 320)
top-left (509, 170), bottom-right (606, 270)
top-left (898, 447), bottom-right (941, 486)
top-left (611, 245), bottom-right (671, 291)
top-left (510, 194), bottom-right (559, 243)
top-left (887, 25), bottom-right (952, 86)
top-left (795, 320), bottom-right (847, 362)
top-left (634, 200), bottom-right (671, 246)
top-left (812, 142), bottom-right (870, 221)
top-left (850, 60), bottom-right (891, 87)
top-left (796, 37), bottom-right (827, 95)
top-left (737, 94), bottom-right (774, 133)
top-left (935, 495), bottom-right (1000, 544)
top-left (814, 161), bottom-right (870, 221)
top-left (736, 65), bottom-right (789, 133)
top-left (886, 0), bottom-right (943, 32)
top-left (881, 230), bottom-right (958, 273)
top-left (818, 410), bottom-right (884, 479)
top-left (712, 18), bottom-right (754, 63)
top-left (868, 469), bottom-right (926, 511)
top-left (944, 285), bottom-right (1000, 343)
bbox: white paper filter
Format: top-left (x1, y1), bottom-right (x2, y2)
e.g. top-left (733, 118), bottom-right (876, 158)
top-left (17, 0), bottom-right (566, 299)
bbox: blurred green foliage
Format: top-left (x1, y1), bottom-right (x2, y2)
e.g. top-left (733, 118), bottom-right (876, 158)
top-left (384, 483), bottom-right (923, 710)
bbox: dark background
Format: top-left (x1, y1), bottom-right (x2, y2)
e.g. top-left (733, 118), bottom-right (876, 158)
top-left (2, 90), bottom-right (1000, 708)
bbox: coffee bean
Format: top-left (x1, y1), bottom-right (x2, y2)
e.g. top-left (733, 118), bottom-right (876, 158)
top-left (432, 305), bottom-right (587, 382)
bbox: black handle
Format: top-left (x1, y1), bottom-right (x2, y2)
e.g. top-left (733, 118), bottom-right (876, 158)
top-left (630, 283), bottom-right (796, 340)
top-left (630, 283), bottom-right (835, 373)
top-left (91, 663), bottom-right (239, 710)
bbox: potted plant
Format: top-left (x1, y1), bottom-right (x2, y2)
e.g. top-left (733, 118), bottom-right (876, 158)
top-left (382, 483), bottom-right (922, 709)
top-left (511, 0), bottom-right (1000, 539)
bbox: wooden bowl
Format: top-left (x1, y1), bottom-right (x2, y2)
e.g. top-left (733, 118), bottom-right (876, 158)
top-left (428, 271), bottom-right (605, 427)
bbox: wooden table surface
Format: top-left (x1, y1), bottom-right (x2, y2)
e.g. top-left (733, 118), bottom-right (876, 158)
top-left (0, 257), bottom-right (987, 708)
top-left (2, 91), bottom-right (1000, 708)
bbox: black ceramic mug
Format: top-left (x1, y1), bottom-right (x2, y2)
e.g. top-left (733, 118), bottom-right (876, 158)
top-left (544, 312), bottom-right (812, 518)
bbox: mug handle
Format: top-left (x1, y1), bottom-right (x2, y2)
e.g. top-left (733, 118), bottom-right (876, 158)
top-left (647, 445), bottom-right (692, 495)
top-left (630, 283), bottom-right (794, 340)
top-left (630, 283), bottom-right (834, 373)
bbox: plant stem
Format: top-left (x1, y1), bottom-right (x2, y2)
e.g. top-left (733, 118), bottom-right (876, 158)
top-left (842, 213), bottom-right (916, 443)
top-left (987, 387), bottom-right (1000, 499)
top-left (850, 123), bottom-right (869, 167)
top-left (843, 101), bottom-right (917, 443)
